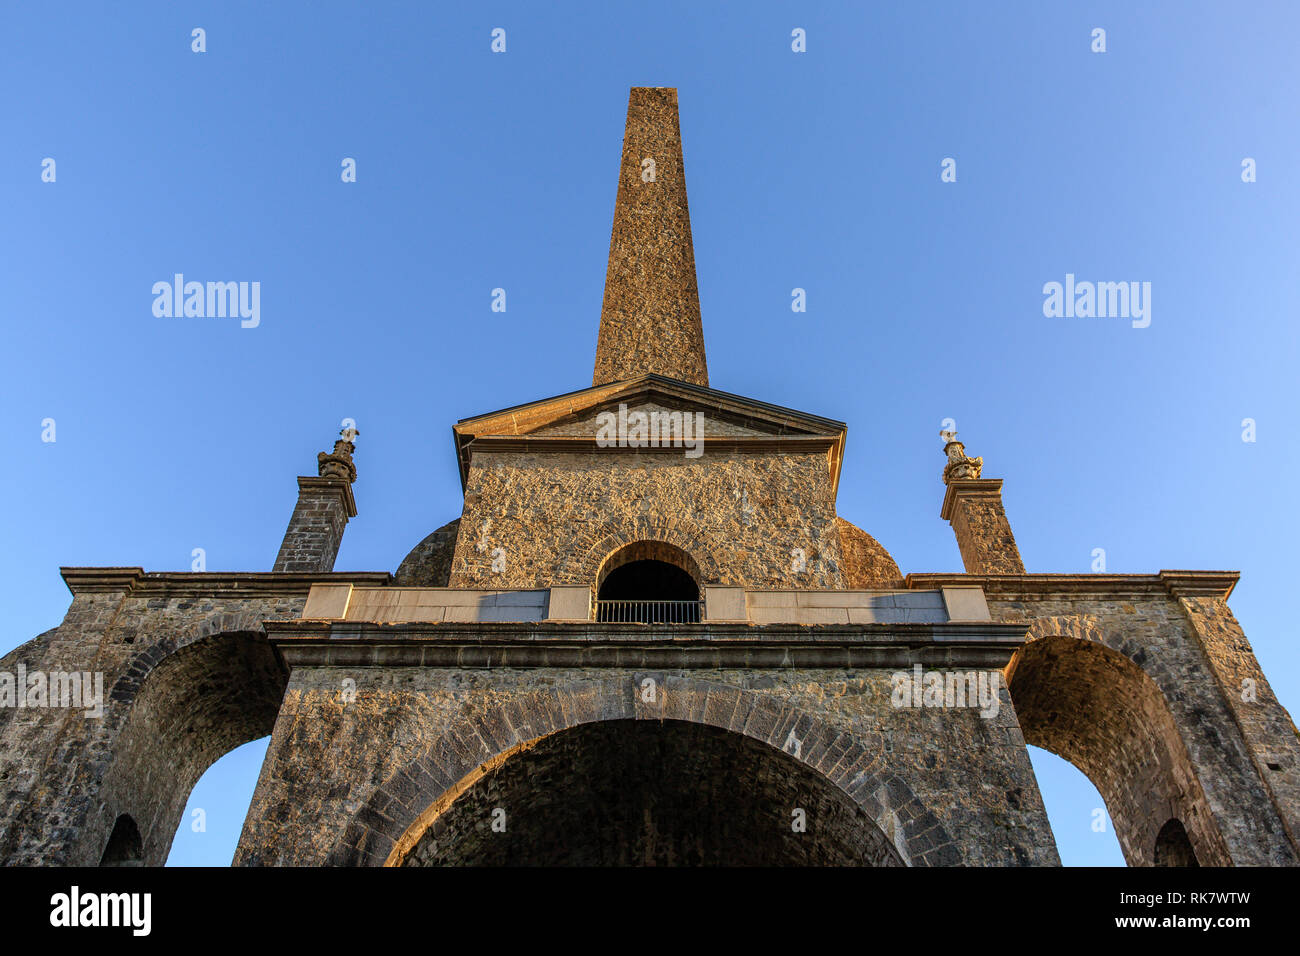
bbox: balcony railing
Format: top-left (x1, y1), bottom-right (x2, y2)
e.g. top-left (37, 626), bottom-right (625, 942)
top-left (594, 599), bottom-right (703, 624)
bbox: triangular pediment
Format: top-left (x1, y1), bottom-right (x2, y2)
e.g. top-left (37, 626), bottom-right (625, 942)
top-left (530, 401), bottom-right (774, 438)
top-left (451, 374), bottom-right (848, 491)
top-left (455, 375), bottom-right (843, 441)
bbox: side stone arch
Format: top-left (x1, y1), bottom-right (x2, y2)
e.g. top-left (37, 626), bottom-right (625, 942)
top-left (0, 591), bottom-right (307, 866)
top-left (106, 609), bottom-right (278, 724)
top-left (329, 675), bottom-right (955, 866)
top-left (1008, 614), bottom-right (1230, 865)
top-left (87, 611), bottom-right (290, 866)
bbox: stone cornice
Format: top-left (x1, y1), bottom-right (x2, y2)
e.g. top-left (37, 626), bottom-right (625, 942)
top-left (60, 568), bottom-right (392, 598)
top-left (57, 567), bottom-right (147, 593)
top-left (940, 479), bottom-right (1005, 521)
top-left (1159, 570), bottom-right (1240, 600)
top-left (265, 619), bottom-right (1029, 670)
top-left (905, 571), bottom-right (1239, 602)
top-left (464, 435), bottom-right (838, 456)
top-left (296, 475), bottom-right (357, 518)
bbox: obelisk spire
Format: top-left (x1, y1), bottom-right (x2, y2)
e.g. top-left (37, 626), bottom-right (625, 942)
top-left (593, 88), bottom-right (709, 387)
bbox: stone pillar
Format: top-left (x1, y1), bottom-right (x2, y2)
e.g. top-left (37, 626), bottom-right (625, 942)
top-left (273, 430), bottom-right (358, 573)
top-left (938, 435), bottom-right (1025, 574)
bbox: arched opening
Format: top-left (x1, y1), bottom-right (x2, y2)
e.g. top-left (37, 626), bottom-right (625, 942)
top-left (1026, 745), bottom-right (1124, 865)
top-left (99, 814), bottom-right (143, 866)
top-left (166, 736), bottom-right (271, 866)
top-left (1008, 634), bottom-right (1223, 866)
top-left (1153, 818), bottom-right (1199, 867)
top-left (595, 541), bottom-right (703, 623)
top-left (95, 630), bottom-right (286, 866)
top-left (396, 719), bottom-right (904, 866)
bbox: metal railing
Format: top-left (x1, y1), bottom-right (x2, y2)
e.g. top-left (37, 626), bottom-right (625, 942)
top-left (594, 599), bottom-right (703, 624)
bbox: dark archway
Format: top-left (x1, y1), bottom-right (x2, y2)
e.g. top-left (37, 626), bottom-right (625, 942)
top-left (1153, 819), bottom-right (1199, 867)
top-left (599, 560), bottom-right (698, 601)
top-left (595, 541), bottom-right (702, 623)
top-left (399, 719), bottom-right (905, 866)
top-left (99, 814), bottom-right (143, 866)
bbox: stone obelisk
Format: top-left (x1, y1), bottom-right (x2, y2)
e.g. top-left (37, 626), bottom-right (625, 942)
top-left (593, 88), bottom-right (709, 387)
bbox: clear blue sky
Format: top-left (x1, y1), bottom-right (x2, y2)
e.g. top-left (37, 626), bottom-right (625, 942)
top-left (3, 1), bottom-right (1296, 867)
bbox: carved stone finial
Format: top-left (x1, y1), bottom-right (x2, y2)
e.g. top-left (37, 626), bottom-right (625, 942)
top-left (318, 428), bottom-right (359, 483)
top-left (941, 431), bottom-right (983, 484)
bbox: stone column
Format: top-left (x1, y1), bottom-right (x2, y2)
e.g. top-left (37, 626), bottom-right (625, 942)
top-left (938, 434), bottom-right (1025, 574)
top-left (273, 430), bottom-right (358, 573)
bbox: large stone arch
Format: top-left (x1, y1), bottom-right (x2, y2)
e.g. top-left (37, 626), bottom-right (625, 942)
top-left (88, 615), bottom-right (288, 866)
top-left (330, 676), bottom-right (955, 866)
top-left (1008, 615), bottom-right (1230, 866)
top-left (397, 719), bottom-right (906, 865)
